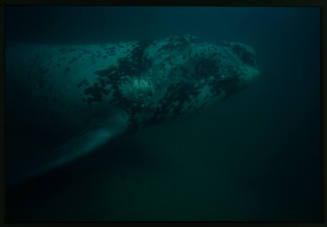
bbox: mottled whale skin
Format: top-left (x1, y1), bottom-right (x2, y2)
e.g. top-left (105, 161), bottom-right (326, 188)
top-left (6, 35), bottom-right (259, 184)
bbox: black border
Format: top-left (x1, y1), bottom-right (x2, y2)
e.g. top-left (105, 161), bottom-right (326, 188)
top-left (0, 0), bottom-right (326, 226)
top-left (0, 0), bottom-right (325, 7)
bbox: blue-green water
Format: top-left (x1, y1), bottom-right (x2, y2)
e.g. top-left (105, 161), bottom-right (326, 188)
top-left (6, 7), bottom-right (321, 221)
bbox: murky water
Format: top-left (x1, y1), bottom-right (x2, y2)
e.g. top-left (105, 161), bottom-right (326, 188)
top-left (5, 7), bottom-right (321, 221)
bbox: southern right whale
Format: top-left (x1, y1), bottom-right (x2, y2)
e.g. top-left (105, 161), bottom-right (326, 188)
top-left (6, 35), bottom-right (259, 185)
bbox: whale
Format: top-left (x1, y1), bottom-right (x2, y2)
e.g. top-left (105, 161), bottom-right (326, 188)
top-left (6, 35), bottom-right (259, 186)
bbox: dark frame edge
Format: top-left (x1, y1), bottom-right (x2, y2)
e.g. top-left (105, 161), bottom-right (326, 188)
top-left (0, 1), bottom-right (5, 226)
top-left (1, 0), bottom-right (325, 7)
top-left (321, 2), bottom-right (327, 227)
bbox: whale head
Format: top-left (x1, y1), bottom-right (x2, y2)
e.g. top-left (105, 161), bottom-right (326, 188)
top-left (81, 35), bottom-right (260, 131)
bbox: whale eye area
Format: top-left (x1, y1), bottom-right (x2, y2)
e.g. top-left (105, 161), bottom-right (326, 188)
top-left (230, 42), bottom-right (257, 66)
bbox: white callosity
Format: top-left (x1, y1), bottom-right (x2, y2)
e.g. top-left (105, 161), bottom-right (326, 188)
top-left (119, 76), bottom-right (156, 106)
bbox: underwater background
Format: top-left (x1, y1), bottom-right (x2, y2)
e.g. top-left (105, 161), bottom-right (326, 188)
top-left (5, 7), bottom-right (321, 221)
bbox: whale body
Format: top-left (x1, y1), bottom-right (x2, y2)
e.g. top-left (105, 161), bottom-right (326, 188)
top-left (6, 35), bottom-right (259, 185)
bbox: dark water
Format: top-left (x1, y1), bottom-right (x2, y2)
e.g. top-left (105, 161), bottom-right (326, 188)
top-left (5, 7), bottom-right (321, 221)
